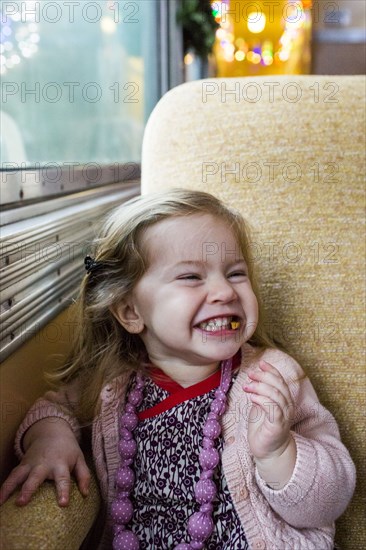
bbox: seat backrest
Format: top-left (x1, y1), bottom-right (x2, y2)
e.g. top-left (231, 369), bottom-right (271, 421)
top-left (141, 75), bottom-right (365, 550)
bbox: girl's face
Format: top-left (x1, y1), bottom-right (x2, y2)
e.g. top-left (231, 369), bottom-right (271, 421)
top-left (114, 214), bottom-right (258, 370)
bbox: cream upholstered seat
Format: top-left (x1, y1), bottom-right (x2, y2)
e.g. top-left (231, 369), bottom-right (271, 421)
top-left (141, 76), bottom-right (365, 550)
top-left (1, 76), bottom-right (364, 549)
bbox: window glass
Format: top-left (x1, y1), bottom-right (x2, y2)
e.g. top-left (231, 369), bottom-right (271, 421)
top-left (1, 0), bottom-right (160, 166)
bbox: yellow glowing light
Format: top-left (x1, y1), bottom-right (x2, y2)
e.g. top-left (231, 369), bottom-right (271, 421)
top-left (287, 11), bottom-right (305, 30)
top-left (247, 12), bottom-right (266, 34)
top-left (224, 43), bottom-right (235, 54)
top-left (262, 54), bottom-right (273, 65)
top-left (224, 52), bottom-right (234, 62)
top-left (262, 41), bottom-right (273, 53)
top-left (234, 50), bottom-right (245, 61)
top-left (184, 53), bottom-right (194, 65)
top-left (216, 28), bottom-right (226, 40)
top-left (278, 50), bottom-right (290, 62)
top-left (246, 51), bottom-right (261, 64)
top-left (280, 31), bottom-right (291, 46)
top-left (100, 16), bottom-right (116, 34)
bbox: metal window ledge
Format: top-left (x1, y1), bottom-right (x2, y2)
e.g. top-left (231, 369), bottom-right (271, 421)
top-left (0, 181), bottom-right (140, 361)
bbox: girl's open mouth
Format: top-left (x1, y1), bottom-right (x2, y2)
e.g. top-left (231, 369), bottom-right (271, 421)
top-left (196, 316), bottom-right (241, 332)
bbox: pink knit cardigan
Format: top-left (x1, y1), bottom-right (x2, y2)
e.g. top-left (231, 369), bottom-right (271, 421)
top-left (15, 345), bottom-right (356, 550)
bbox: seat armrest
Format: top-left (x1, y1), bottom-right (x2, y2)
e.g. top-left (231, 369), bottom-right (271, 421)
top-left (0, 471), bottom-right (101, 550)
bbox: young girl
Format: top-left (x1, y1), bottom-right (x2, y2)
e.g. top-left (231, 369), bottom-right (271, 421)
top-left (0, 189), bottom-right (356, 550)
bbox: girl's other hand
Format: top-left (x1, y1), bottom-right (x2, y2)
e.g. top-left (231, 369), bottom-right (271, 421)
top-left (243, 360), bottom-right (295, 460)
top-left (0, 418), bottom-right (90, 507)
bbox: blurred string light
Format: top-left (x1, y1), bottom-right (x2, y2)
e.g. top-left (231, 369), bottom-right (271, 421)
top-left (0, 1), bottom-right (40, 75)
top-left (212, 0), bottom-right (312, 67)
top-left (100, 16), bottom-right (117, 34)
top-left (101, 2), bottom-right (117, 35)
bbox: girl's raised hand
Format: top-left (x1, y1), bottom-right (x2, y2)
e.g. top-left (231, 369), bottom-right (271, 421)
top-left (0, 418), bottom-right (90, 507)
top-left (243, 360), bottom-right (295, 461)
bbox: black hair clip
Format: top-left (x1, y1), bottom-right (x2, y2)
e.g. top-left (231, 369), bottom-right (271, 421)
top-left (84, 255), bottom-right (103, 275)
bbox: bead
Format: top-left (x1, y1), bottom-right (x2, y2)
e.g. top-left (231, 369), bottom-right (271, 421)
top-left (214, 389), bottom-right (226, 401)
top-left (199, 448), bottom-right (219, 470)
top-left (202, 418), bottom-right (221, 438)
top-left (128, 390), bottom-right (143, 407)
top-left (116, 466), bottom-right (135, 490)
top-left (113, 529), bottom-right (139, 550)
top-left (191, 543), bottom-right (204, 550)
top-left (187, 511), bottom-right (214, 540)
top-left (173, 545), bottom-right (191, 550)
top-left (194, 479), bottom-right (217, 503)
top-left (125, 403), bottom-right (134, 413)
top-left (210, 400), bottom-right (223, 414)
top-left (118, 438), bottom-right (137, 458)
top-left (202, 437), bottom-right (214, 449)
top-left (111, 497), bottom-right (134, 523)
top-left (120, 427), bottom-right (133, 440)
top-left (121, 412), bottom-right (139, 431)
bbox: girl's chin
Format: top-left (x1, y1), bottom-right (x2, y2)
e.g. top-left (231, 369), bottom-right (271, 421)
top-left (193, 338), bottom-right (243, 361)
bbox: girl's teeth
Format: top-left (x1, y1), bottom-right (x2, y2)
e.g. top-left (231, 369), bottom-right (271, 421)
top-left (198, 317), bottom-right (240, 331)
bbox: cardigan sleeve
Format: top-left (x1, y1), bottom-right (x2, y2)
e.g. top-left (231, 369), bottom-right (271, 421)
top-left (14, 378), bottom-right (82, 460)
top-left (254, 349), bottom-right (356, 528)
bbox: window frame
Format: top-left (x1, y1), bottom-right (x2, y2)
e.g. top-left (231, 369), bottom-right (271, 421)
top-left (0, 0), bottom-right (183, 360)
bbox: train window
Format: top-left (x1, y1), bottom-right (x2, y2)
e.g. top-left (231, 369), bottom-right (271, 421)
top-left (1, 0), bottom-right (161, 204)
top-left (0, 0), bottom-right (179, 360)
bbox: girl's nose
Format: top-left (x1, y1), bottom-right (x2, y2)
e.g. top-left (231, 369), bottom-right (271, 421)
top-left (207, 276), bottom-right (236, 303)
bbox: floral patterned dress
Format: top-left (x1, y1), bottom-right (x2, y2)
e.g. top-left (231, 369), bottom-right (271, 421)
top-left (122, 358), bottom-right (249, 550)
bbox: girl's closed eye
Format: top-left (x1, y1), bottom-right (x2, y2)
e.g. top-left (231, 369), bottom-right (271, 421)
top-left (228, 271), bottom-right (247, 279)
top-left (178, 274), bottom-right (201, 280)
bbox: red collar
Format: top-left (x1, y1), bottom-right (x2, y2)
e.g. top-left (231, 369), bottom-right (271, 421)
top-left (138, 350), bottom-right (241, 421)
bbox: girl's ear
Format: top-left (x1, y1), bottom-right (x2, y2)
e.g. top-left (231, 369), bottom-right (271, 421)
top-left (110, 300), bottom-right (144, 334)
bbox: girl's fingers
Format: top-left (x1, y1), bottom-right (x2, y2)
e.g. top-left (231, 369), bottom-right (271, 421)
top-left (245, 362), bottom-right (293, 405)
top-left (54, 466), bottom-right (71, 506)
top-left (74, 455), bottom-right (91, 497)
top-left (244, 376), bottom-right (288, 407)
top-left (247, 392), bottom-right (290, 427)
top-left (0, 465), bottom-right (31, 505)
top-left (258, 361), bottom-right (293, 398)
top-left (245, 386), bottom-right (288, 422)
top-left (16, 465), bottom-right (48, 505)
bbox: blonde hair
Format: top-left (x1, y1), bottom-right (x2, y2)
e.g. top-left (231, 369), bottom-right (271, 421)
top-left (51, 188), bottom-right (278, 423)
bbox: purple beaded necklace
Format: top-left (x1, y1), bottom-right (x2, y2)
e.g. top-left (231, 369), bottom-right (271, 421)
top-left (112, 357), bottom-right (234, 550)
